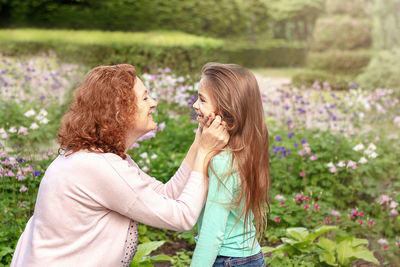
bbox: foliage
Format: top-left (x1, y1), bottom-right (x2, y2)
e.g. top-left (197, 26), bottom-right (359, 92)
top-left (371, 0), bottom-right (400, 50)
top-left (307, 50), bottom-right (372, 75)
top-left (312, 17), bottom-right (372, 51)
top-left (264, 0), bottom-right (325, 41)
top-left (292, 69), bottom-right (350, 90)
top-left (0, 0), bottom-right (248, 38)
top-left (0, 29), bottom-right (308, 75)
top-left (263, 226), bottom-right (379, 266)
top-left (357, 48), bottom-right (400, 91)
top-left (325, 0), bottom-right (373, 17)
top-left (130, 241), bottom-right (171, 267)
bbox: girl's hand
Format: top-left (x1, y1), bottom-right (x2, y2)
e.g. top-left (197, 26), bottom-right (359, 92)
top-left (199, 114), bottom-right (229, 153)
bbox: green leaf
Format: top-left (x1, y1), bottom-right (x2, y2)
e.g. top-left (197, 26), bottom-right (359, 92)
top-left (337, 239), bottom-right (353, 265)
top-left (131, 241), bottom-right (165, 264)
top-left (351, 237), bottom-right (369, 247)
top-left (0, 247), bottom-right (13, 260)
top-left (352, 246), bottom-right (379, 264)
top-left (286, 227), bottom-right (309, 242)
top-left (317, 237), bottom-right (336, 253)
top-left (319, 250), bottom-right (338, 266)
top-left (149, 254), bottom-right (172, 263)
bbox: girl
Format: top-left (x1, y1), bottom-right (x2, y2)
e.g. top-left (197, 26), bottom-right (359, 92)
top-left (191, 63), bottom-right (270, 267)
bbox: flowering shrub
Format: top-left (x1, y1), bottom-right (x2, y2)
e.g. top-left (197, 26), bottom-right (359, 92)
top-left (1, 55), bottom-right (399, 265)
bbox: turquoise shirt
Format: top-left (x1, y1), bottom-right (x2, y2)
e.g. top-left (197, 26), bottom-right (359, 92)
top-left (190, 152), bottom-right (261, 266)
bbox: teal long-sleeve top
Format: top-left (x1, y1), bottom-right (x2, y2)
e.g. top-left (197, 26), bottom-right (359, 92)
top-left (190, 152), bottom-right (261, 267)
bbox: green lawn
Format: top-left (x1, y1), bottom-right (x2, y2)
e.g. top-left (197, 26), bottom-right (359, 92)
top-left (0, 28), bottom-right (223, 48)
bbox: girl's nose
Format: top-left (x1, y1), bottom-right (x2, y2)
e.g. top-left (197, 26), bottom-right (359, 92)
top-left (193, 99), bottom-right (199, 110)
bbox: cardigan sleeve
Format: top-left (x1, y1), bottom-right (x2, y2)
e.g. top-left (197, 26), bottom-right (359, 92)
top-left (190, 155), bottom-right (235, 266)
top-left (126, 154), bottom-right (192, 199)
top-left (97, 153), bottom-right (207, 231)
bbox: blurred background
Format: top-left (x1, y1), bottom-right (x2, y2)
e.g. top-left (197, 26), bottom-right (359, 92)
top-left (1, 1), bottom-right (400, 266)
top-left (0, 0), bottom-right (399, 89)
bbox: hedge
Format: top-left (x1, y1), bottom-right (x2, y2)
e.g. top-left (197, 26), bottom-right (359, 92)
top-left (356, 48), bottom-right (400, 91)
top-left (0, 29), bottom-right (307, 75)
top-left (312, 17), bottom-right (372, 51)
top-left (306, 50), bottom-right (372, 74)
top-left (292, 69), bottom-right (352, 90)
top-left (325, 0), bottom-right (371, 17)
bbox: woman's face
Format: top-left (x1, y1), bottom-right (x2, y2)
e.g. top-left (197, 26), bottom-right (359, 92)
top-left (128, 78), bottom-right (158, 143)
top-left (193, 78), bottom-right (217, 127)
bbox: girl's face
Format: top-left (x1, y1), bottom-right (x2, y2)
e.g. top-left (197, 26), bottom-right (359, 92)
top-left (192, 78), bottom-right (217, 127)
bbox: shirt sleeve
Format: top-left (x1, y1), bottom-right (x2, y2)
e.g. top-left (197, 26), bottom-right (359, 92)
top-left (190, 156), bottom-right (235, 267)
top-left (71, 153), bottom-right (207, 232)
top-left (134, 159), bottom-right (192, 199)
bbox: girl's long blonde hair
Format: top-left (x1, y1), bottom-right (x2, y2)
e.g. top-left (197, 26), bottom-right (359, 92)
top-left (202, 62), bottom-right (270, 240)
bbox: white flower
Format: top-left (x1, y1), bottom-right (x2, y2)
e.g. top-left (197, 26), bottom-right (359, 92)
top-left (24, 109), bottom-right (36, 117)
top-left (352, 143), bottom-right (365, 151)
top-left (40, 118), bottom-right (49, 124)
top-left (337, 161), bottom-right (346, 167)
top-left (150, 154), bottom-right (158, 159)
top-left (140, 152), bottom-right (148, 158)
top-left (30, 123), bottom-right (39, 130)
top-left (142, 166), bottom-right (150, 172)
top-left (35, 109), bottom-right (48, 121)
top-left (326, 162), bottom-right (335, 168)
top-left (8, 126), bottom-right (17, 133)
top-left (358, 157), bottom-right (368, 164)
top-left (367, 143), bottom-right (376, 151)
top-left (274, 194), bottom-right (286, 201)
top-left (0, 128), bottom-right (5, 134)
top-left (347, 160), bottom-right (357, 168)
top-left (368, 152), bottom-right (378, 159)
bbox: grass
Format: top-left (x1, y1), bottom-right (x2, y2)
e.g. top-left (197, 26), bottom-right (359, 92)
top-left (251, 67), bottom-right (304, 79)
top-left (0, 28), bottom-right (224, 48)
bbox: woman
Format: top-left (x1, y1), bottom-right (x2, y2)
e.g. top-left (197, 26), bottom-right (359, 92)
top-left (11, 64), bottom-right (229, 267)
top-left (190, 63), bottom-right (270, 266)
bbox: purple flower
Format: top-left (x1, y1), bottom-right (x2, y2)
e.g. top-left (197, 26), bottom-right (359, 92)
top-left (286, 119), bottom-right (292, 125)
top-left (33, 170), bottom-right (41, 177)
top-left (275, 136), bottom-right (282, 142)
top-left (294, 142), bottom-right (299, 148)
top-left (284, 105), bottom-right (289, 110)
top-left (301, 139), bottom-right (307, 144)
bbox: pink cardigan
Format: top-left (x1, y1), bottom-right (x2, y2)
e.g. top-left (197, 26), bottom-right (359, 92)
top-left (11, 151), bottom-right (206, 266)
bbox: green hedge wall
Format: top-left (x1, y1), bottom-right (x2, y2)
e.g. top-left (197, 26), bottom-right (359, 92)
top-left (356, 48), bottom-right (400, 90)
top-left (0, 0), bottom-right (249, 38)
top-left (312, 17), bottom-right (372, 51)
top-left (325, 0), bottom-right (371, 17)
top-left (0, 30), bottom-right (307, 75)
top-left (307, 50), bottom-right (372, 74)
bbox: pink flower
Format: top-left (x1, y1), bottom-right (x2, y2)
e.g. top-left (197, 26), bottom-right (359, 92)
top-left (369, 220), bottom-right (375, 226)
top-left (358, 220), bottom-right (364, 226)
top-left (390, 201), bottom-right (399, 209)
top-left (378, 194), bottom-right (391, 205)
top-left (359, 212), bottom-right (365, 217)
top-left (300, 172), bottom-right (306, 177)
top-left (296, 194), bottom-right (304, 203)
top-left (378, 238), bottom-right (388, 245)
top-left (274, 217), bottom-right (281, 223)
top-left (389, 209), bottom-right (399, 217)
top-left (329, 166), bottom-right (338, 173)
top-left (18, 126), bottom-right (29, 135)
top-left (304, 196), bottom-right (310, 201)
top-left (350, 209), bottom-right (359, 220)
top-left (275, 194), bottom-right (286, 201)
top-left (280, 201), bottom-right (285, 207)
top-left (298, 150), bottom-right (305, 156)
top-left (336, 217), bottom-right (340, 222)
top-left (314, 204), bottom-right (320, 211)
top-left (383, 245), bottom-right (388, 250)
top-left (303, 204), bottom-right (309, 210)
top-left (347, 160), bottom-right (357, 169)
top-left (324, 217), bottom-right (330, 224)
top-left (19, 185), bottom-right (28, 192)
top-left (330, 210), bottom-right (341, 216)
top-left (7, 170), bottom-right (15, 177)
top-left (309, 155), bottom-right (318, 161)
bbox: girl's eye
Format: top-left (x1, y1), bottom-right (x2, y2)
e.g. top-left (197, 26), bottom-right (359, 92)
top-left (200, 98), bottom-right (205, 103)
top-left (144, 96), bottom-right (148, 100)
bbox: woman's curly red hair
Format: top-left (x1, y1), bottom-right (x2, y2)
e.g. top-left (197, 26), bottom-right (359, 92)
top-left (58, 64), bottom-right (137, 159)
